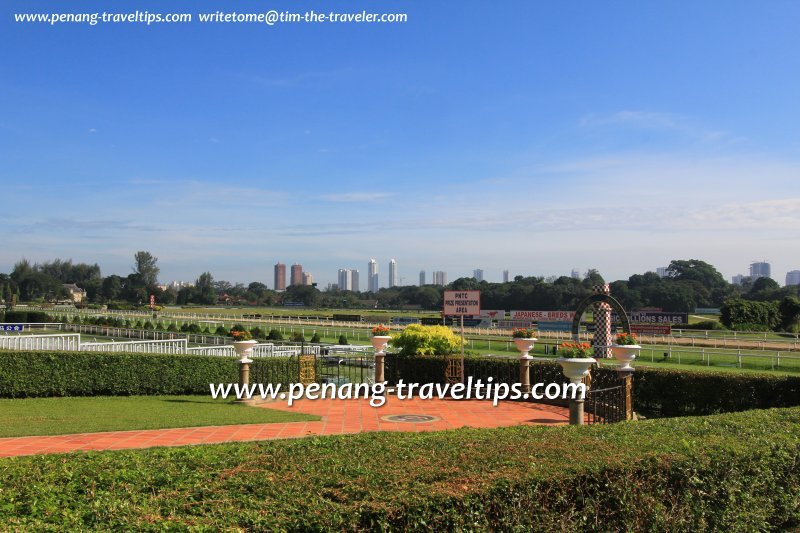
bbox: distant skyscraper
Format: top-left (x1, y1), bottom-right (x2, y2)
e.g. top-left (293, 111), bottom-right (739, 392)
top-left (570, 269), bottom-right (580, 280)
top-left (338, 269), bottom-right (352, 291)
top-left (274, 263), bottom-right (286, 291)
top-left (433, 271), bottom-right (447, 286)
top-left (389, 259), bottom-right (398, 287)
top-left (786, 270), bottom-right (800, 286)
top-left (656, 267), bottom-right (669, 278)
top-left (419, 270), bottom-right (426, 286)
top-left (368, 259), bottom-right (379, 292)
top-left (302, 272), bottom-right (314, 286)
top-left (750, 262), bottom-right (771, 281)
top-left (503, 270), bottom-right (510, 283)
top-left (290, 263), bottom-right (303, 286)
top-left (336, 269), bottom-right (359, 291)
top-left (732, 274), bottom-right (746, 285)
top-left (473, 269), bottom-right (484, 282)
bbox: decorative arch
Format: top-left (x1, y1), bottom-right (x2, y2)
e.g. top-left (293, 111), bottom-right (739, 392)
top-left (571, 293), bottom-right (631, 339)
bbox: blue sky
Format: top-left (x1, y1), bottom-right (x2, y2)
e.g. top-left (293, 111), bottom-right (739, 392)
top-left (2, 1), bottom-right (799, 288)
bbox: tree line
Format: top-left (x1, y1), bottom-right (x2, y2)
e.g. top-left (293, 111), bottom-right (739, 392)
top-left (2, 255), bottom-right (798, 330)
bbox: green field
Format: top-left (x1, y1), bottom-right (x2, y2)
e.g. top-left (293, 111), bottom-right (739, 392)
top-left (0, 395), bottom-right (318, 438)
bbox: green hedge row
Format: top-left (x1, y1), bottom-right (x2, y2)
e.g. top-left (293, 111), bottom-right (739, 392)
top-left (386, 354), bottom-right (800, 417)
top-left (0, 351), bottom-right (303, 398)
top-left (1, 311), bottom-right (52, 323)
top-left (1, 407), bottom-right (798, 530)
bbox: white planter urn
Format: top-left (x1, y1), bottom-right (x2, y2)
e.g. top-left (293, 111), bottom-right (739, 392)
top-left (370, 336), bottom-right (391, 355)
top-left (611, 344), bottom-right (639, 371)
top-left (513, 337), bottom-right (537, 358)
top-left (233, 340), bottom-right (258, 363)
top-left (557, 357), bottom-right (597, 383)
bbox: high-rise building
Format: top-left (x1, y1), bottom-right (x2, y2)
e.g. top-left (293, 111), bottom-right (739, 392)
top-left (732, 274), bottom-right (746, 285)
top-left (351, 270), bottom-right (359, 292)
top-left (503, 270), bottom-right (510, 283)
top-left (433, 271), bottom-right (447, 286)
top-left (302, 272), bottom-right (314, 286)
top-left (389, 259), bottom-right (398, 287)
top-left (290, 263), bottom-right (303, 286)
top-left (473, 269), bottom-right (484, 282)
top-left (368, 259), bottom-right (379, 293)
top-left (786, 270), bottom-right (800, 286)
top-left (750, 262), bottom-right (771, 281)
top-left (656, 267), bottom-right (669, 278)
top-left (570, 269), bottom-right (580, 280)
top-left (419, 270), bottom-right (426, 286)
top-left (274, 263), bottom-right (286, 291)
top-left (338, 269), bottom-right (352, 291)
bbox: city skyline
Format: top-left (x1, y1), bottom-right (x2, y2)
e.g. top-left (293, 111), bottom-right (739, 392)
top-left (2, 3), bottom-right (799, 288)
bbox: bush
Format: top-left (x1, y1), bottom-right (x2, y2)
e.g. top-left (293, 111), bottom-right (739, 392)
top-left (390, 324), bottom-right (462, 356)
top-left (338, 334), bottom-right (348, 345)
top-left (310, 332), bottom-right (321, 343)
top-left (0, 408), bottom-right (797, 529)
top-left (687, 320), bottom-right (726, 331)
top-left (268, 329), bottom-right (284, 341)
top-left (215, 326), bottom-right (228, 336)
top-left (2, 311), bottom-right (52, 323)
top-left (166, 323), bottom-right (178, 332)
top-left (720, 298), bottom-right (780, 330)
top-left (290, 332), bottom-right (305, 343)
top-left (384, 355), bottom-right (800, 418)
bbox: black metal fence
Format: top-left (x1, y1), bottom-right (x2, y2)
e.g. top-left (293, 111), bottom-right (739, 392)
top-left (250, 352), bottom-right (375, 386)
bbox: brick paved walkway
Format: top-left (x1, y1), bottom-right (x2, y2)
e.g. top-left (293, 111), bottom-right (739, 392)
top-left (0, 397), bottom-right (572, 458)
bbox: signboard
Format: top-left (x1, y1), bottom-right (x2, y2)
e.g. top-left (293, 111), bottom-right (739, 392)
top-left (611, 312), bottom-right (687, 325)
top-left (391, 317), bottom-right (421, 325)
top-left (443, 291), bottom-right (480, 316)
top-left (629, 312), bottom-right (687, 325)
top-left (0, 324), bottom-right (24, 332)
top-left (537, 321), bottom-right (572, 332)
top-left (149, 294), bottom-right (155, 309)
top-left (510, 310), bottom-right (576, 322)
top-left (694, 308), bottom-right (721, 314)
top-left (479, 309), bottom-right (505, 320)
top-left (630, 324), bottom-right (672, 336)
top-left (283, 301), bottom-right (305, 307)
top-left (498, 319), bottom-right (534, 329)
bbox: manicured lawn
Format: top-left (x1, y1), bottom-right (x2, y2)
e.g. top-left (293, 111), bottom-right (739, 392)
top-left (0, 395), bottom-right (318, 438)
top-left (0, 408), bottom-right (797, 530)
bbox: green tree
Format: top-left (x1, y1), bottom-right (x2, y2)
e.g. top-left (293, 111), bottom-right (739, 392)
top-left (778, 297), bottom-right (800, 333)
top-left (195, 272), bottom-right (217, 304)
top-left (133, 251), bottom-right (160, 287)
top-left (666, 259), bottom-right (726, 289)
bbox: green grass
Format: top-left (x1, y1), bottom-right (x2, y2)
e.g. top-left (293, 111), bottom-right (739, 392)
top-left (0, 395), bottom-right (318, 438)
top-left (0, 408), bottom-right (798, 530)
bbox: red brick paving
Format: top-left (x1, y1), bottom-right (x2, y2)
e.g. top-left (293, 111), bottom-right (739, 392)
top-left (0, 396), bottom-right (572, 458)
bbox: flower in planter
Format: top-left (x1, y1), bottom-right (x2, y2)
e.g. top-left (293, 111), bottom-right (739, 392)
top-left (372, 324), bottom-right (391, 337)
top-left (231, 329), bottom-right (253, 342)
top-left (558, 342), bottom-right (593, 358)
top-left (615, 332), bottom-right (638, 346)
top-left (511, 327), bottom-right (536, 339)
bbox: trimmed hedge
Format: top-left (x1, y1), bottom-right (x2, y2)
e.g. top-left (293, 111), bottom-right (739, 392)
top-left (0, 351), bottom-right (307, 398)
top-left (2, 310), bottom-right (52, 323)
top-left (0, 351), bottom-right (239, 397)
top-left (0, 408), bottom-right (798, 530)
top-left (386, 354), bottom-right (800, 418)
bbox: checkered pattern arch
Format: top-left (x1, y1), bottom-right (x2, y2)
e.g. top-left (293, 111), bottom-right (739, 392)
top-left (592, 284), bottom-right (613, 359)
